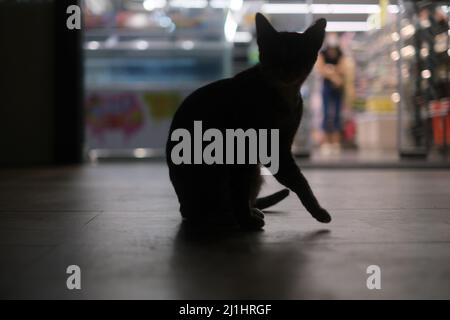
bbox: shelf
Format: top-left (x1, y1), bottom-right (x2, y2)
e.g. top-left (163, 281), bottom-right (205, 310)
top-left (85, 27), bottom-right (225, 40)
top-left (85, 81), bottom-right (216, 91)
top-left (84, 39), bottom-right (231, 53)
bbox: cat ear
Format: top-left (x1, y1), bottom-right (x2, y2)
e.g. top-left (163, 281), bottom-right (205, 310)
top-left (255, 13), bottom-right (277, 47)
top-left (304, 18), bottom-right (327, 51)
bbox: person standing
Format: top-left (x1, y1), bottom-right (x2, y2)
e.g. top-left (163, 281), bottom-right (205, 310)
top-left (316, 34), bottom-right (345, 155)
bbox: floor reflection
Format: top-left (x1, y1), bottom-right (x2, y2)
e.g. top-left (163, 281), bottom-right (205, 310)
top-left (170, 222), bottom-right (330, 299)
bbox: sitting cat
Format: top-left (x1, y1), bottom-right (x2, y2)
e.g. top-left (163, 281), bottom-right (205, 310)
top-left (166, 13), bottom-right (331, 230)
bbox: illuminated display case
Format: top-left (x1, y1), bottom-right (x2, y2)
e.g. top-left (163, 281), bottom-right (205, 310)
top-left (83, 0), bottom-right (233, 158)
top-left (354, 19), bottom-right (399, 152)
top-left (352, 0), bottom-right (449, 158)
top-left (83, 0), bottom-right (315, 159)
top-left (394, 0), bottom-right (449, 157)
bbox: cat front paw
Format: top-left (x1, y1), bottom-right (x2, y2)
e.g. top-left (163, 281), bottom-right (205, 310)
top-left (251, 208), bottom-right (265, 219)
top-left (238, 209), bottom-right (265, 230)
top-left (310, 207), bottom-right (332, 223)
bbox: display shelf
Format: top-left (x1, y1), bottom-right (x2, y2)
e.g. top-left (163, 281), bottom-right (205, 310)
top-left (85, 27), bottom-right (225, 40)
top-left (85, 81), bottom-right (214, 92)
top-left (82, 3), bottom-right (233, 154)
top-left (395, 1), bottom-right (449, 157)
top-left (84, 40), bottom-right (229, 53)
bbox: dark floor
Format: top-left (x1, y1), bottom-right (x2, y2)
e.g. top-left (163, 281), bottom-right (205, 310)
top-left (1, 162), bottom-right (450, 299)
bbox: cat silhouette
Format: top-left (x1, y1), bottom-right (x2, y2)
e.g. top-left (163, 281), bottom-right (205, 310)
top-left (166, 13), bottom-right (331, 230)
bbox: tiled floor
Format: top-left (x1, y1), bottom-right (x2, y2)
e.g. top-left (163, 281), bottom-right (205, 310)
top-left (307, 149), bottom-right (450, 168)
top-left (1, 162), bottom-right (449, 299)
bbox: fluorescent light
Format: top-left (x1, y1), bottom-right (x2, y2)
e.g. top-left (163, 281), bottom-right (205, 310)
top-left (210, 0), bottom-right (229, 8)
top-left (133, 149), bottom-right (147, 158)
top-left (87, 41), bottom-right (100, 50)
top-left (234, 31), bottom-right (252, 43)
top-left (143, 0), bottom-right (166, 11)
top-left (136, 40), bottom-right (149, 50)
top-left (262, 3), bottom-right (399, 15)
top-left (180, 40), bottom-right (195, 50)
top-left (170, 0), bottom-right (207, 8)
top-left (224, 11), bottom-right (238, 42)
top-left (297, 21), bottom-right (372, 32)
top-left (325, 21), bottom-right (369, 32)
top-left (210, 0), bottom-right (243, 10)
top-left (230, 0), bottom-right (243, 11)
top-left (314, 4), bottom-right (380, 14)
top-left (85, 0), bottom-right (111, 15)
top-left (262, 3), bottom-right (308, 14)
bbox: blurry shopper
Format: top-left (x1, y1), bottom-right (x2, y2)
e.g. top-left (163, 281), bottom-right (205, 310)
top-left (316, 33), bottom-right (345, 155)
top-left (339, 32), bottom-right (357, 149)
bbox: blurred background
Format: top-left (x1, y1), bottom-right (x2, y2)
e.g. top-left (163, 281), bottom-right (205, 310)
top-left (1, 0), bottom-right (450, 300)
top-left (1, 0), bottom-right (449, 166)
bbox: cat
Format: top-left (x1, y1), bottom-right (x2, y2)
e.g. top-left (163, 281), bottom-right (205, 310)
top-left (166, 13), bottom-right (331, 230)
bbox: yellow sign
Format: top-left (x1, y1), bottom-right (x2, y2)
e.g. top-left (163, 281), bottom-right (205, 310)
top-left (366, 96), bottom-right (396, 113)
top-left (379, 0), bottom-right (388, 27)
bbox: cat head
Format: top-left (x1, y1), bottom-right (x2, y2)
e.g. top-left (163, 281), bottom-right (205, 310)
top-left (255, 13), bottom-right (326, 85)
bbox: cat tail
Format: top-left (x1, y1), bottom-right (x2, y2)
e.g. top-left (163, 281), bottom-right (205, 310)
top-left (254, 189), bottom-right (290, 210)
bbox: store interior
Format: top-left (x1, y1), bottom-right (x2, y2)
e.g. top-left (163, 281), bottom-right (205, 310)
top-left (2, 0), bottom-right (450, 300)
top-left (82, 0), bottom-right (450, 166)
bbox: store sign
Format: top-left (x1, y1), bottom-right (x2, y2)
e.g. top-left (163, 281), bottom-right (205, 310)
top-left (379, 0), bottom-right (388, 27)
top-left (85, 91), bottom-right (182, 150)
top-left (367, 1), bottom-right (389, 30)
top-left (86, 92), bottom-right (144, 140)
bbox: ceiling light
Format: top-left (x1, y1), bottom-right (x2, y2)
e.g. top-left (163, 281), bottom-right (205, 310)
top-left (262, 3), bottom-right (308, 14)
top-left (170, 0), bottom-right (207, 8)
top-left (210, 0), bottom-right (228, 8)
top-left (262, 3), bottom-right (399, 15)
top-left (143, 0), bottom-right (166, 11)
top-left (230, 0), bottom-right (243, 11)
top-left (324, 21), bottom-right (369, 32)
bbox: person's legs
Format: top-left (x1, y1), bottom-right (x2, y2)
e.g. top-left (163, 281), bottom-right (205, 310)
top-left (321, 83), bottom-right (332, 144)
top-left (330, 89), bottom-right (342, 152)
top-left (333, 89), bottom-right (342, 134)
